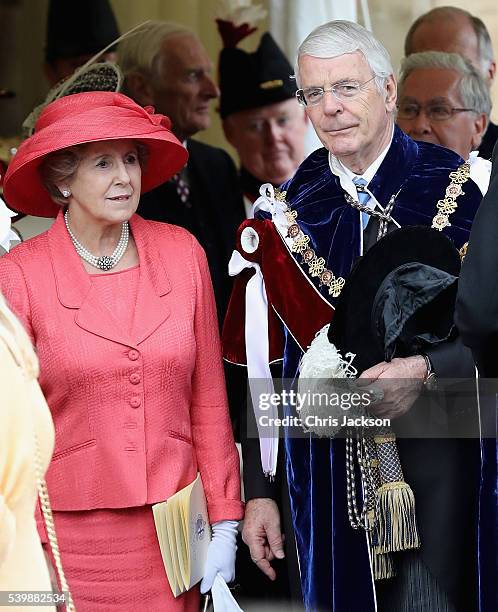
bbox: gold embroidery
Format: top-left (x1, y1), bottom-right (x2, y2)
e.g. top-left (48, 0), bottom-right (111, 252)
top-left (309, 257), bottom-right (326, 277)
top-left (285, 209), bottom-right (297, 224)
top-left (290, 234), bottom-right (310, 254)
top-left (259, 79), bottom-right (284, 90)
top-left (432, 163), bottom-right (470, 231)
top-left (459, 242), bottom-right (468, 261)
top-left (329, 277), bottom-right (345, 298)
top-left (275, 189), bottom-right (287, 202)
top-left (273, 188), bottom-right (346, 298)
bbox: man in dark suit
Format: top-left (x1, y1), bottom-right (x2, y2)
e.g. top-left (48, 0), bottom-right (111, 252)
top-left (405, 6), bottom-right (498, 160)
top-left (118, 21), bottom-right (245, 326)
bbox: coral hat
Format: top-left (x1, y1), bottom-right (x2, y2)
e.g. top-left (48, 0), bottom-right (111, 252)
top-left (4, 91), bottom-right (188, 217)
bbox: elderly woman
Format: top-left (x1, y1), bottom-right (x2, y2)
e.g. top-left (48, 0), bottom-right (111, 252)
top-left (0, 92), bottom-right (243, 611)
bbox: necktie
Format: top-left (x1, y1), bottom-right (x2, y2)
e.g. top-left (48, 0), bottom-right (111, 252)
top-left (171, 172), bottom-right (191, 208)
top-left (352, 177), bottom-right (371, 229)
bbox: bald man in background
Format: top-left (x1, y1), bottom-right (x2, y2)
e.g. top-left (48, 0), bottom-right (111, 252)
top-left (405, 6), bottom-right (497, 159)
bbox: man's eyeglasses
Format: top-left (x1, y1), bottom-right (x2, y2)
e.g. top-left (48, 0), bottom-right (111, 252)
top-left (397, 102), bottom-right (477, 122)
top-left (296, 76), bottom-right (376, 107)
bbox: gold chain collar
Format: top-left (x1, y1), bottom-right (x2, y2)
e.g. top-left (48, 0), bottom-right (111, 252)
top-left (274, 162), bottom-right (470, 299)
top-left (431, 162), bottom-right (471, 231)
top-left (274, 188), bottom-right (346, 298)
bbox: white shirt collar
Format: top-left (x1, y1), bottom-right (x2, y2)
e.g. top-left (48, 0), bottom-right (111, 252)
top-left (468, 150), bottom-right (491, 195)
top-left (328, 125), bottom-right (394, 206)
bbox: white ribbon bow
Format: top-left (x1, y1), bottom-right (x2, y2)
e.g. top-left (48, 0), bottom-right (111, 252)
top-left (228, 248), bottom-right (278, 478)
top-left (251, 183), bottom-right (289, 237)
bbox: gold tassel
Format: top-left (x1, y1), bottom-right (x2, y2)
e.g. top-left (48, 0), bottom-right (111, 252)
top-left (375, 481), bottom-right (420, 553)
top-left (368, 528), bottom-right (395, 580)
top-left (372, 550), bottom-right (395, 580)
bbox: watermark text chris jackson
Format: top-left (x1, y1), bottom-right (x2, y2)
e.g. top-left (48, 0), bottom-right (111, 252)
top-left (259, 413), bottom-right (391, 428)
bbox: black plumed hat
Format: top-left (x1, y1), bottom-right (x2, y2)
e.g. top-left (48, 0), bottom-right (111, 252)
top-left (328, 226), bottom-right (461, 375)
top-left (45, 0), bottom-right (120, 63)
top-left (218, 31), bottom-right (297, 119)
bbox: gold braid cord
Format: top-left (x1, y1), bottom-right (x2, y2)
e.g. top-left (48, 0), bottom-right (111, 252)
top-left (34, 433), bottom-right (76, 611)
top-left (275, 188), bottom-right (346, 298)
top-left (431, 163), bottom-right (471, 231)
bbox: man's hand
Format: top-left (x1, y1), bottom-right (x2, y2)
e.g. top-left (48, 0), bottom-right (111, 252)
top-left (358, 355), bottom-right (427, 419)
top-left (242, 498), bottom-right (285, 581)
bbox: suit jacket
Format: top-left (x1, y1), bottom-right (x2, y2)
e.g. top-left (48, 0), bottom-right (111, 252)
top-left (479, 120), bottom-right (498, 161)
top-left (137, 138), bottom-right (245, 325)
top-left (457, 143), bottom-right (498, 371)
top-left (0, 213), bottom-right (243, 525)
top-left (455, 144), bottom-right (498, 612)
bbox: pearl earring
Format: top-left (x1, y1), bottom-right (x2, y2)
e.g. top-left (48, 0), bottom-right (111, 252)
top-left (61, 188), bottom-right (71, 198)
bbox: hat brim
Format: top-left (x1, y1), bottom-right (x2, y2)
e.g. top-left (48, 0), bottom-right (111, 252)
top-left (328, 226), bottom-right (461, 374)
top-left (4, 102), bottom-right (188, 217)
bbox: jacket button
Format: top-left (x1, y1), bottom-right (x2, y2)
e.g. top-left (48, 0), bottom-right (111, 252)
top-left (130, 396), bottom-right (141, 408)
top-left (129, 373), bottom-right (141, 384)
top-left (128, 350), bottom-right (139, 361)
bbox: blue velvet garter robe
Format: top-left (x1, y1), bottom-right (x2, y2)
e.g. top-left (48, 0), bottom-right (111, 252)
top-left (224, 127), bottom-right (490, 611)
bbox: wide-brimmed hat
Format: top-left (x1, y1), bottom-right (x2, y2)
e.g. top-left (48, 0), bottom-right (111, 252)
top-left (4, 91), bottom-right (188, 217)
top-left (328, 226), bottom-right (461, 374)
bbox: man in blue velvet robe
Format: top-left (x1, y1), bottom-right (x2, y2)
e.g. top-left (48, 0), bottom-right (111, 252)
top-left (226, 20), bottom-right (485, 612)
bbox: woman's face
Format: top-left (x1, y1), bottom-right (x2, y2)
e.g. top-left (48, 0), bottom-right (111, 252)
top-left (64, 140), bottom-right (142, 226)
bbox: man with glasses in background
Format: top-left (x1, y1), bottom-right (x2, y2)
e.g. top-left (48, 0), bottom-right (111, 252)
top-left (397, 51), bottom-right (491, 194)
top-left (404, 7), bottom-right (497, 160)
top-left (224, 20), bottom-right (484, 612)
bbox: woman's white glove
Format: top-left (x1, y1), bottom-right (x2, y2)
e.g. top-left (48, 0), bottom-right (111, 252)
top-left (200, 520), bottom-right (238, 594)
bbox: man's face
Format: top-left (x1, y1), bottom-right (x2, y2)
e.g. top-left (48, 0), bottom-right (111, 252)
top-left (410, 16), bottom-right (495, 84)
top-left (147, 35), bottom-right (219, 141)
top-left (223, 98), bottom-right (308, 185)
top-left (397, 67), bottom-right (486, 160)
top-left (297, 52), bottom-right (396, 173)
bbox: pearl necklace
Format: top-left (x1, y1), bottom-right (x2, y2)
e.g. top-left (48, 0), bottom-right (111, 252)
top-left (64, 210), bottom-right (129, 271)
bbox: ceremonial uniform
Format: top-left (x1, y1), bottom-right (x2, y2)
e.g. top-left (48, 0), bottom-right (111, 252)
top-left (224, 127), bottom-right (484, 611)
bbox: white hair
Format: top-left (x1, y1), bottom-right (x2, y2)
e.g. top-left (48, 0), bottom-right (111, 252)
top-left (399, 51), bottom-right (491, 120)
top-left (294, 20), bottom-right (394, 91)
top-left (118, 21), bottom-right (194, 82)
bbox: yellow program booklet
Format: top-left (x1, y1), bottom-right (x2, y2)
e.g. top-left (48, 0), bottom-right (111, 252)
top-left (152, 473), bottom-right (211, 597)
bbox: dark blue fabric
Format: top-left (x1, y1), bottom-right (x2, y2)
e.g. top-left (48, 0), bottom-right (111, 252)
top-left (478, 402), bottom-right (498, 612)
top-left (259, 127), bottom-right (483, 612)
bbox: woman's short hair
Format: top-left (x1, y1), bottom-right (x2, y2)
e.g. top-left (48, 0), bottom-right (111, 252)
top-left (399, 51), bottom-right (492, 120)
top-left (294, 20), bottom-right (394, 91)
top-left (39, 141), bottom-right (149, 207)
